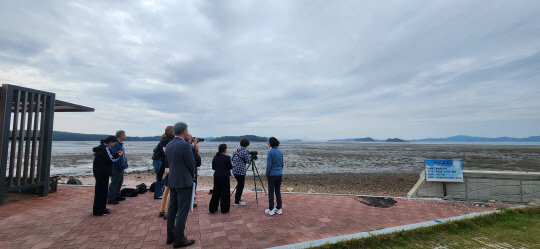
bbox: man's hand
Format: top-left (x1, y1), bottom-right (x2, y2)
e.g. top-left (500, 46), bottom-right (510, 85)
top-left (192, 174), bottom-right (196, 180)
top-left (118, 151), bottom-right (124, 156)
top-left (193, 138), bottom-right (199, 144)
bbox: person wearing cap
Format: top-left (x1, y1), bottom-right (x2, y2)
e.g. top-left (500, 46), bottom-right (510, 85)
top-left (92, 136), bottom-right (123, 216)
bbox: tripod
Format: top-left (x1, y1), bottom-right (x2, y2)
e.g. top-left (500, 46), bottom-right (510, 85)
top-left (231, 159), bottom-right (267, 204)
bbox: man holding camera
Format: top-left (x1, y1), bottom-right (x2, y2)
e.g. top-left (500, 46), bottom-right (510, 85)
top-left (231, 138), bottom-right (252, 206)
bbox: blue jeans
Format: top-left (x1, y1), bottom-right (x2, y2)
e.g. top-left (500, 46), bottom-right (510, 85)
top-left (108, 167), bottom-right (124, 202)
top-left (153, 160), bottom-right (163, 198)
top-left (268, 176), bottom-right (283, 210)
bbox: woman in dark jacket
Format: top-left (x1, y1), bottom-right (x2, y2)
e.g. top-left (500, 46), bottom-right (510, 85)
top-left (153, 126), bottom-right (175, 200)
top-left (209, 144), bottom-right (233, 214)
top-left (158, 126), bottom-right (175, 218)
top-left (93, 136), bottom-right (123, 216)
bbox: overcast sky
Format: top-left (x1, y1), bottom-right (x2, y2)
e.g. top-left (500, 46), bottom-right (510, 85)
top-left (1, 1), bottom-right (539, 140)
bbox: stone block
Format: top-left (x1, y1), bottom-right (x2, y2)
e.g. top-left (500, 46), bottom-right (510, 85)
top-left (467, 178), bottom-right (478, 183)
top-left (418, 189), bottom-right (428, 197)
top-left (467, 183), bottom-right (479, 191)
top-left (523, 185), bottom-right (534, 194)
top-left (492, 186), bottom-right (520, 196)
top-left (476, 188), bottom-right (490, 200)
top-left (478, 178), bottom-right (491, 183)
top-left (506, 180), bottom-right (521, 186)
top-left (447, 183), bottom-right (466, 192)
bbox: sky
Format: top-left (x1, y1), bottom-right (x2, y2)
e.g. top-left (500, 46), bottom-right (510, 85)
top-left (1, 1), bottom-right (539, 141)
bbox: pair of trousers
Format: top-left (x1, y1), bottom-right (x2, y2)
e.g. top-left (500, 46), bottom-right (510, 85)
top-left (108, 167), bottom-right (124, 202)
top-left (209, 176), bottom-right (230, 213)
top-left (153, 160), bottom-right (163, 198)
top-left (268, 176), bottom-right (283, 210)
top-left (93, 174), bottom-right (109, 215)
top-left (167, 186), bottom-right (192, 242)
top-left (233, 174), bottom-right (245, 204)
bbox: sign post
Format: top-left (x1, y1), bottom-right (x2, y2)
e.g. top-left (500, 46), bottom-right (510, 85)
top-left (425, 159), bottom-right (464, 197)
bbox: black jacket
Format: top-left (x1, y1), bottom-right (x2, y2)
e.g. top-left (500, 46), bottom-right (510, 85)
top-left (93, 144), bottom-right (120, 177)
top-left (212, 154), bottom-right (232, 177)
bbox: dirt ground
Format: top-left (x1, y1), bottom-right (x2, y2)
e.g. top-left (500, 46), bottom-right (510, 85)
top-left (59, 171), bottom-right (420, 197)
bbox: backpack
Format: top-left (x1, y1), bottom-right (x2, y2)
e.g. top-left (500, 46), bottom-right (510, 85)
top-left (136, 183), bottom-right (148, 194)
top-left (149, 182), bottom-right (156, 192)
top-left (121, 188), bottom-right (138, 197)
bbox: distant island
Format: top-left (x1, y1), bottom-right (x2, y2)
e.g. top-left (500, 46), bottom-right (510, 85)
top-left (328, 137), bottom-right (407, 142)
top-left (412, 135), bottom-right (540, 142)
top-left (211, 135), bottom-right (268, 142)
top-left (53, 131), bottom-right (162, 141)
top-left (46, 131), bottom-right (540, 143)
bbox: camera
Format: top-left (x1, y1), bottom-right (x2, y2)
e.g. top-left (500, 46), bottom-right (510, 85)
top-left (250, 151), bottom-right (258, 160)
top-left (194, 137), bottom-right (204, 142)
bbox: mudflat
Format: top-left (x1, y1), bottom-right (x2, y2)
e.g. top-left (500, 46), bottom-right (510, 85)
top-left (55, 142), bottom-right (540, 197)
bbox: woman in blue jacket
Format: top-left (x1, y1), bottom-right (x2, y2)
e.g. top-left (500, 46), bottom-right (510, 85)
top-left (265, 137), bottom-right (283, 216)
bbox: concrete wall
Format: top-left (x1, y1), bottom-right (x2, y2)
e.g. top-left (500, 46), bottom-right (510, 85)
top-left (408, 170), bottom-right (540, 204)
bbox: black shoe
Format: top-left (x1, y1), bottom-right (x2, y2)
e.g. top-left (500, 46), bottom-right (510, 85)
top-left (107, 200), bottom-right (119, 205)
top-left (193, 204), bottom-right (197, 208)
top-left (166, 238), bottom-right (175, 245)
top-left (115, 197), bottom-right (126, 201)
top-left (173, 239), bottom-right (195, 248)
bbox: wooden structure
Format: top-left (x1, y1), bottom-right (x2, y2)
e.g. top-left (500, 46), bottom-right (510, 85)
top-left (0, 84), bottom-right (94, 205)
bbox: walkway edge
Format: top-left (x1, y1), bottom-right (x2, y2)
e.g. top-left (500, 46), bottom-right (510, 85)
top-left (267, 209), bottom-right (502, 249)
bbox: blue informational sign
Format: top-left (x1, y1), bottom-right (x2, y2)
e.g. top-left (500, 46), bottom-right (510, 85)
top-left (425, 159), bottom-right (464, 182)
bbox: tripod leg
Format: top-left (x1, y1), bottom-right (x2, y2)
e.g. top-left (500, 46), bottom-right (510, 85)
top-left (252, 161), bottom-right (267, 194)
top-left (253, 164), bottom-right (258, 204)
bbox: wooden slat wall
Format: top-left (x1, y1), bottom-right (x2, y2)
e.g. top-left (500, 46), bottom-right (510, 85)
top-left (1, 85), bottom-right (54, 205)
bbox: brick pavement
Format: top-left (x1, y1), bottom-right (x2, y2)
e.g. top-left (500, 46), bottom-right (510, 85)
top-left (0, 185), bottom-right (505, 249)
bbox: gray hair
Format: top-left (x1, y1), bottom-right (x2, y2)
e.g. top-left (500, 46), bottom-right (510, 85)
top-left (116, 130), bottom-right (125, 138)
top-left (173, 122), bottom-right (187, 135)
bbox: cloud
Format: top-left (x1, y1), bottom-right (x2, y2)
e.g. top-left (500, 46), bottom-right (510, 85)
top-left (1, 0), bottom-right (540, 140)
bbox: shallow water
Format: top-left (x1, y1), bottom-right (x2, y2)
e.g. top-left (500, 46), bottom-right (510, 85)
top-left (47, 141), bottom-right (540, 176)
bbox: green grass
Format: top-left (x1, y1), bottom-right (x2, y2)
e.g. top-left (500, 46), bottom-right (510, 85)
top-left (311, 207), bottom-right (540, 249)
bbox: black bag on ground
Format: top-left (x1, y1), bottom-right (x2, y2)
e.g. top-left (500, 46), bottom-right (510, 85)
top-left (121, 188), bottom-right (138, 197)
top-left (136, 183), bottom-right (148, 194)
top-left (149, 182), bottom-right (156, 192)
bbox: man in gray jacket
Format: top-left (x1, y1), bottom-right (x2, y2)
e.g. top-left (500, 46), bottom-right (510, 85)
top-left (166, 122), bottom-right (196, 248)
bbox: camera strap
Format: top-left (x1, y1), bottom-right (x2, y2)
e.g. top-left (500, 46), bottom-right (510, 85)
top-left (234, 149), bottom-right (248, 164)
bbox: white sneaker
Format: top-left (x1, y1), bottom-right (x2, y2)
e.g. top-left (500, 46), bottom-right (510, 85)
top-left (234, 201), bottom-right (246, 206)
top-left (265, 209), bottom-right (275, 216)
top-left (272, 208), bottom-right (282, 215)
top-left (240, 197), bottom-right (244, 200)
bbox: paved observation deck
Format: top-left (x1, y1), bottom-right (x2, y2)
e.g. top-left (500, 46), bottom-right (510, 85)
top-left (0, 185), bottom-right (505, 249)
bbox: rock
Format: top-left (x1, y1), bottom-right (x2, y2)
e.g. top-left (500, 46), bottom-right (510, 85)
top-left (527, 198), bottom-right (540, 207)
top-left (286, 187), bottom-right (294, 192)
top-left (488, 200), bottom-right (496, 203)
top-left (66, 176), bottom-right (83, 185)
top-left (308, 189), bottom-right (316, 193)
top-left (442, 196), bottom-right (454, 200)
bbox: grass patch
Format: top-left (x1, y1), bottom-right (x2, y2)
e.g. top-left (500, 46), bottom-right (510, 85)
top-left (311, 207), bottom-right (540, 249)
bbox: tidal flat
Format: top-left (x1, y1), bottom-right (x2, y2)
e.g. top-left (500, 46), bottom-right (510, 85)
top-left (52, 141), bottom-right (540, 196)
